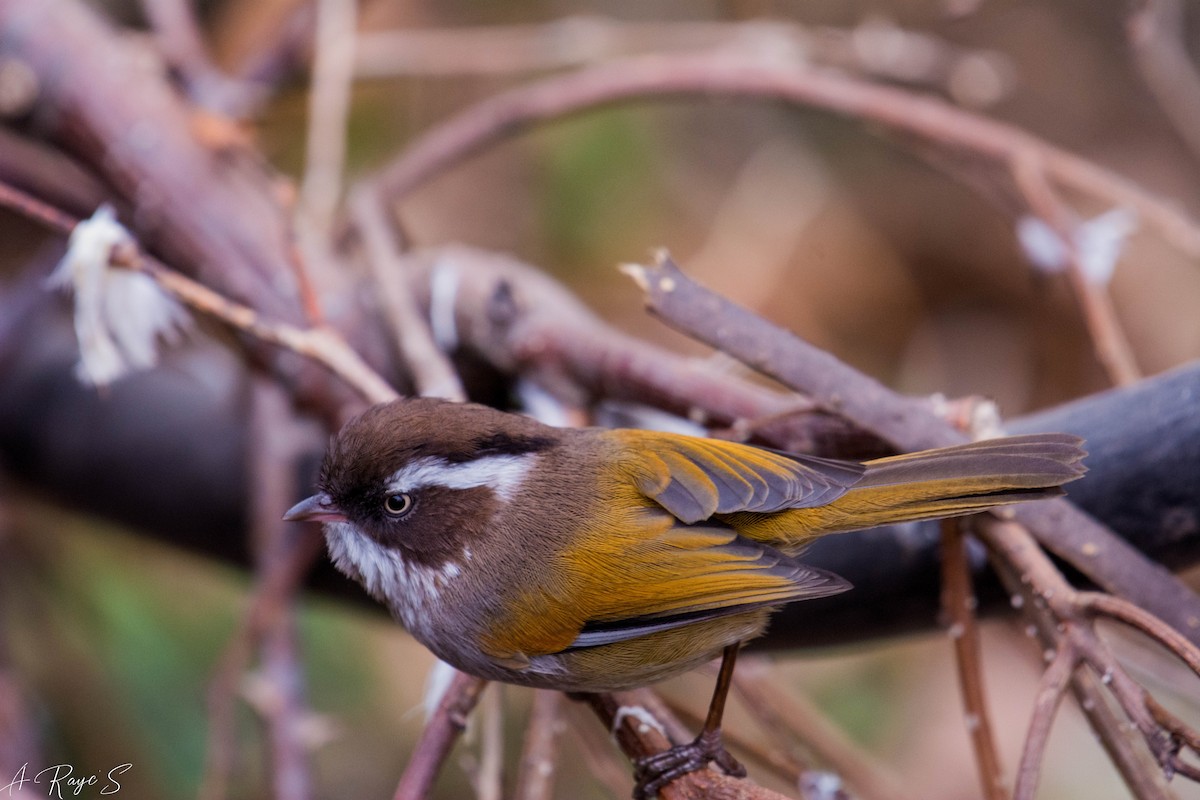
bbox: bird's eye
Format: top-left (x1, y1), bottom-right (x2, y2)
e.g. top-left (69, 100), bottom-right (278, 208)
top-left (383, 493), bottom-right (413, 517)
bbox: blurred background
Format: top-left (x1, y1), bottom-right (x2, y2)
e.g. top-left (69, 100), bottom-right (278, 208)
top-left (1, 0), bottom-right (1199, 798)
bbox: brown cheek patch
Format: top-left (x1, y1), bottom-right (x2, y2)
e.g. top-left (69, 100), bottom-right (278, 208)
top-left (365, 485), bottom-right (498, 569)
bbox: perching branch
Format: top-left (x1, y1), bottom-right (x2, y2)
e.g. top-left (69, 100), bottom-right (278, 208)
top-left (582, 690), bottom-right (798, 800)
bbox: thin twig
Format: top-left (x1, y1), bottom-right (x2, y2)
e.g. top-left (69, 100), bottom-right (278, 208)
top-left (349, 185), bottom-right (466, 401)
top-left (199, 526), bottom-right (324, 800)
top-left (372, 52), bottom-right (1200, 259)
top-left (247, 381), bottom-right (315, 800)
top-left (732, 658), bottom-right (911, 800)
top-left (1010, 153), bottom-right (1141, 386)
top-left (138, 260), bottom-right (399, 405)
top-left (0, 180), bottom-right (78, 234)
top-left (392, 672), bottom-right (489, 800)
top-left (979, 519), bottom-right (1189, 800)
top-left (939, 519), bottom-right (1006, 800)
top-left (354, 16), bottom-right (1010, 105)
top-left (1077, 591), bottom-right (1200, 680)
top-left (1145, 696), bottom-right (1200, 782)
top-left (513, 690), bottom-right (564, 800)
top-left (474, 686), bottom-right (504, 800)
top-left (1012, 645), bottom-right (1075, 800)
top-left (300, 0), bottom-right (357, 240)
top-left (1127, 0), bottom-right (1200, 164)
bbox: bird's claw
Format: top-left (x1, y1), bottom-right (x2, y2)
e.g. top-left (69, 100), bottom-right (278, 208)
top-left (631, 728), bottom-right (745, 798)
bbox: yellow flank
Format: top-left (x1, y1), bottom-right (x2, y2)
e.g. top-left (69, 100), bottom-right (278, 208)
top-left (479, 474), bottom-right (804, 660)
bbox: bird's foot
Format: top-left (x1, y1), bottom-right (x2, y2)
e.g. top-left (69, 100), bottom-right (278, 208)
top-left (631, 728), bottom-right (745, 798)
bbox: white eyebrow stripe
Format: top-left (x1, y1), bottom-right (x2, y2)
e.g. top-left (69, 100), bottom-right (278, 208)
top-left (387, 453), bottom-right (536, 502)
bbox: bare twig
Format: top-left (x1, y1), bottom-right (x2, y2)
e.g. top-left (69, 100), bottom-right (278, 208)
top-left (0, 180), bottom-right (78, 234)
top-left (624, 252), bottom-right (1200, 646)
top-left (392, 672), bottom-right (489, 800)
top-left (354, 16), bottom-right (1011, 106)
top-left (1077, 592), bottom-right (1200, 679)
top-left (139, 0), bottom-right (260, 116)
top-left (513, 690), bottom-right (564, 800)
top-left (979, 519), bottom-right (1197, 799)
top-left (1012, 645), bottom-right (1074, 800)
top-left (1127, 0), bottom-right (1200, 164)
top-left (1146, 696), bottom-right (1200, 782)
top-left (0, 129), bottom-right (111, 218)
top-left (247, 381), bottom-right (315, 800)
top-left (137, 257), bottom-right (399, 406)
top-left (732, 659), bottom-right (911, 800)
top-left (372, 52), bottom-right (1200, 260)
top-left (300, 0), bottom-right (357, 240)
top-left (0, 0), bottom-right (381, 424)
top-left (349, 186), bottom-right (466, 401)
top-left (1011, 153), bottom-right (1141, 386)
top-left (939, 519), bottom-right (1006, 800)
top-left (199, 525), bottom-right (324, 800)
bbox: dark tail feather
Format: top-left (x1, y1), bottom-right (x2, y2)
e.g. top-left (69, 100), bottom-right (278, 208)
top-left (803, 433), bottom-right (1086, 534)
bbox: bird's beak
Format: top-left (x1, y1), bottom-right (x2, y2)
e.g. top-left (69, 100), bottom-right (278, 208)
top-left (283, 493), bottom-right (346, 523)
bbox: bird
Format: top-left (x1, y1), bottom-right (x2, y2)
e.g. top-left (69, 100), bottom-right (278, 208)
top-left (285, 397), bottom-right (1086, 797)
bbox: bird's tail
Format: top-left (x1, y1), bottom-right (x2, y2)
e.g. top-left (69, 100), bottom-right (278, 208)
top-left (806, 432), bottom-right (1087, 534)
top-left (724, 433), bottom-right (1086, 546)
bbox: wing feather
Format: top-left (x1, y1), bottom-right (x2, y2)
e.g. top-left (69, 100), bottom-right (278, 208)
top-left (563, 521), bottom-right (850, 650)
top-left (617, 430), bottom-right (865, 523)
top-left (480, 510), bottom-right (850, 660)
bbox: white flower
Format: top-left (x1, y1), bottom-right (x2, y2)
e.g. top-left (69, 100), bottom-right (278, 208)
top-left (47, 205), bottom-right (190, 387)
top-left (1016, 208), bottom-right (1138, 286)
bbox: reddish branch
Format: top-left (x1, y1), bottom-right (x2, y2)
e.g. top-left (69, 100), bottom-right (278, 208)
top-left (1127, 0), bottom-right (1200, 164)
top-left (939, 520), bottom-right (1006, 800)
top-left (513, 690), bottom-right (564, 800)
top-left (979, 519), bottom-right (1200, 797)
top-left (392, 673), bottom-right (488, 800)
top-left (731, 659), bottom-right (911, 800)
top-left (372, 50), bottom-right (1200, 260)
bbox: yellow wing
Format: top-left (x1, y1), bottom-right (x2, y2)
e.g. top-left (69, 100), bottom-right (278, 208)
top-left (564, 519), bottom-right (849, 649)
top-left (480, 505), bottom-right (848, 660)
top-left (613, 429), bottom-right (865, 523)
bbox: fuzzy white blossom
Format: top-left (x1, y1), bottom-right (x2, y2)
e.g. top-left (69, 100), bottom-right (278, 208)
top-left (47, 204), bottom-right (190, 387)
top-left (1016, 208), bottom-right (1138, 286)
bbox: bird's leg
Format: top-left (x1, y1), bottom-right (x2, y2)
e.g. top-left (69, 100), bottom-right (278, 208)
top-left (632, 644), bottom-right (746, 798)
